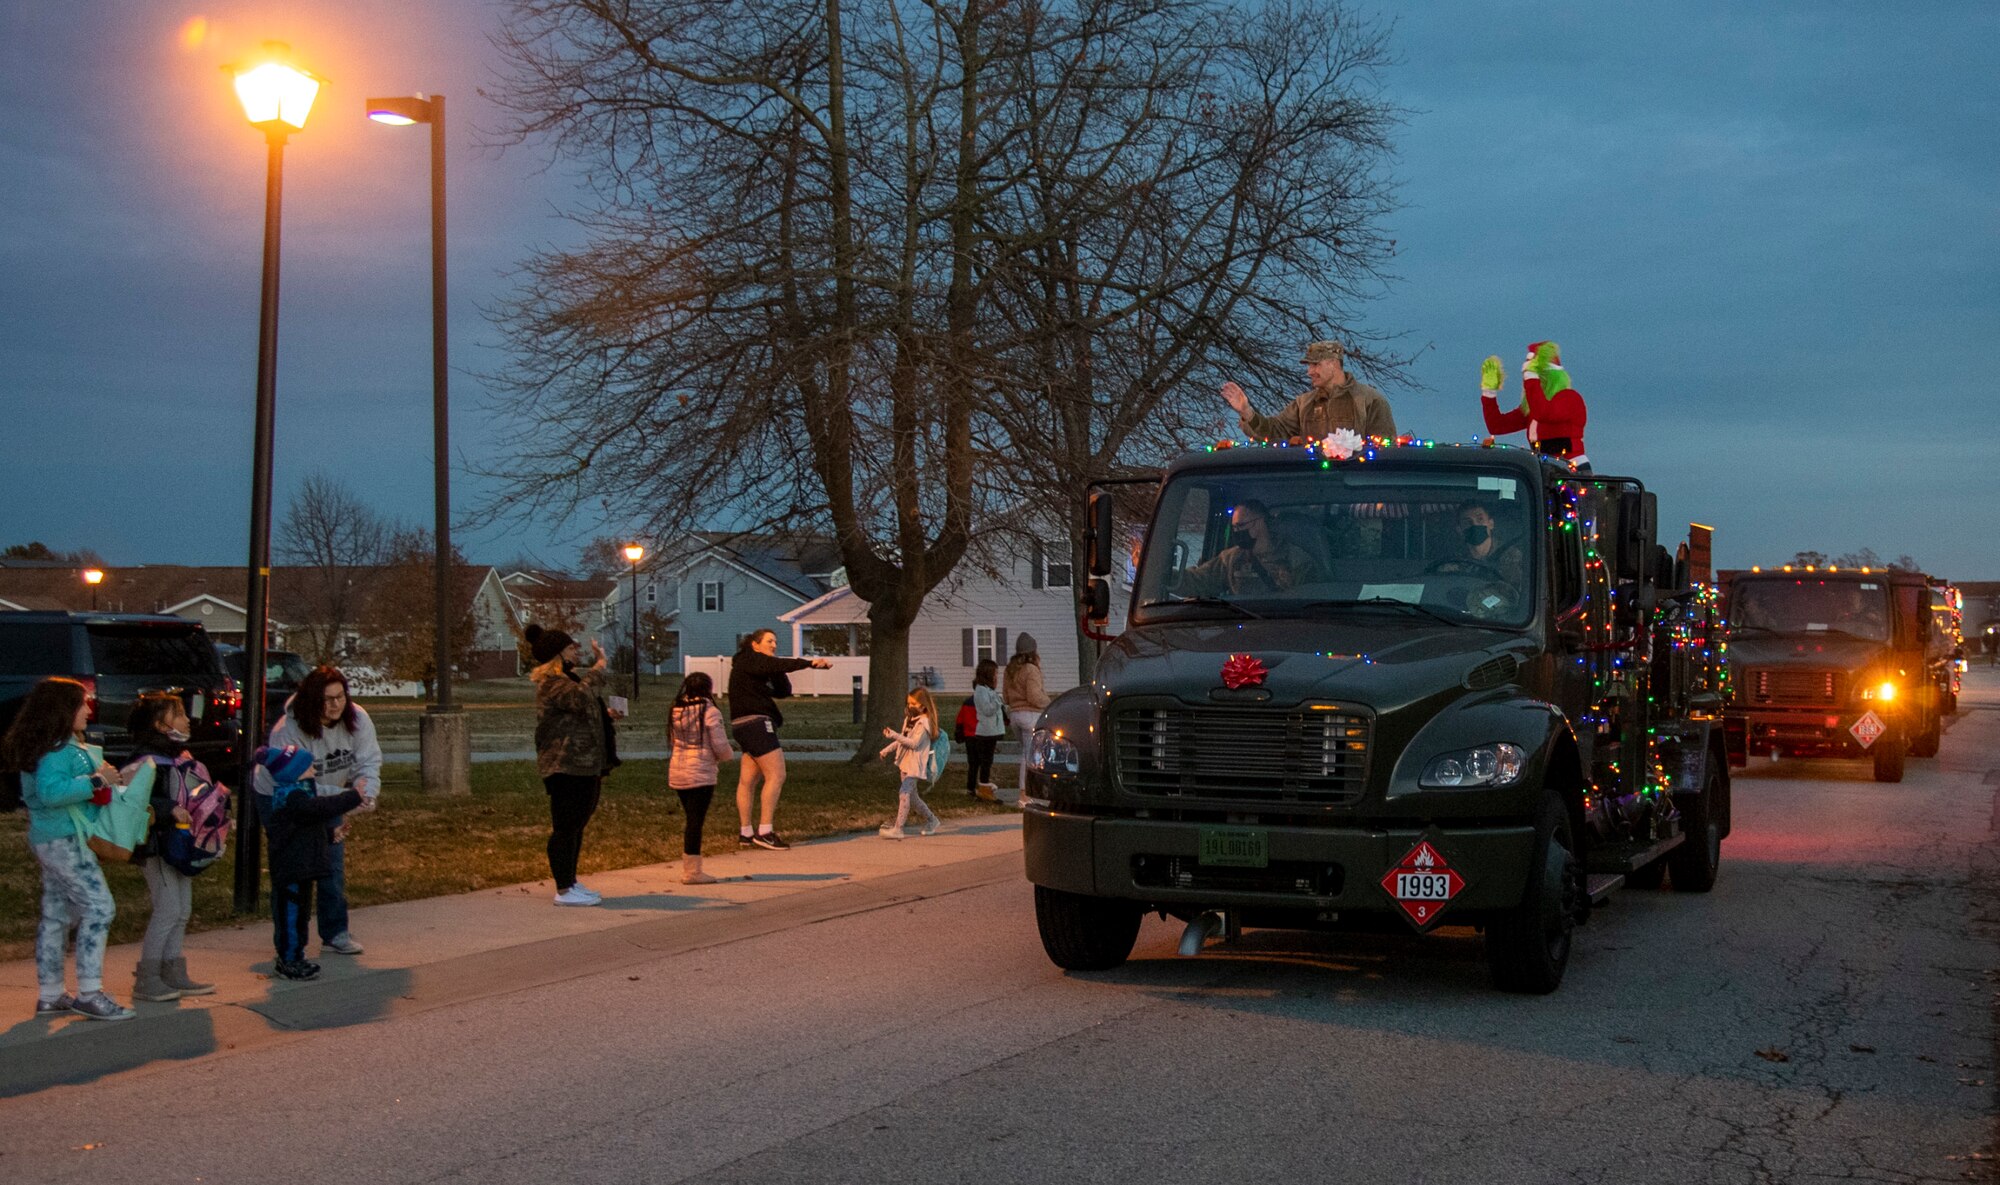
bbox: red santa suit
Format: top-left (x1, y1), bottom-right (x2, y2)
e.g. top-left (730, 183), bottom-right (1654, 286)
top-left (1482, 341), bottom-right (1588, 469)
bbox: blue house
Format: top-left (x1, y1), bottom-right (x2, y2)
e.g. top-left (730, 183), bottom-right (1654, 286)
top-left (612, 532), bottom-right (843, 672)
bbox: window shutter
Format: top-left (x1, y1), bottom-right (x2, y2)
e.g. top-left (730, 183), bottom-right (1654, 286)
top-left (995, 628), bottom-right (1007, 662)
top-left (718, 582), bottom-right (726, 612)
top-left (962, 628), bottom-right (975, 667)
top-left (1031, 542), bottom-right (1044, 590)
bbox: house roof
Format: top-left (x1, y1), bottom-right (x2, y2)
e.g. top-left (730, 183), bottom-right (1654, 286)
top-left (503, 575), bottom-right (617, 604)
top-left (682, 532), bottom-right (841, 601)
top-left (0, 564), bottom-right (502, 628)
top-left (777, 585), bottom-right (868, 626)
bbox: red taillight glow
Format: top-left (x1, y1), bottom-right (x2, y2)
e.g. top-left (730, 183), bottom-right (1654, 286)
top-left (216, 677), bottom-right (243, 716)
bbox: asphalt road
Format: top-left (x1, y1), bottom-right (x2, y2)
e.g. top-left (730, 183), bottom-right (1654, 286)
top-left (4, 681), bottom-right (1996, 1184)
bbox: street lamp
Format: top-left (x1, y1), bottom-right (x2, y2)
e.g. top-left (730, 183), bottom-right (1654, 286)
top-left (230, 43), bottom-right (320, 914)
top-left (623, 543), bottom-right (645, 701)
top-left (365, 91), bottom-right (468, 795)
top-left (82, 568), bottom-right (104, 611)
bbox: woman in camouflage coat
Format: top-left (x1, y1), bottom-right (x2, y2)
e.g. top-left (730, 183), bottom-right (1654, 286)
top-left (526, 624), bottom-right (613, 907)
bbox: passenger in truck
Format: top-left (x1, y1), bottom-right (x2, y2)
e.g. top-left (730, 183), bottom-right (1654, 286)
top-left (1178, 499), bottom-right (1326, 596)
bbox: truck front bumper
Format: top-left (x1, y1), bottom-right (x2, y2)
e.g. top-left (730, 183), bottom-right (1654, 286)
top-left (1726, 706), bottom-right (1901, 761)
top-left (1024, 804), bottom-right (1539, 917)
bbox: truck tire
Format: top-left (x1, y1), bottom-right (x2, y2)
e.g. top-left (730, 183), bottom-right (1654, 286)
top-left (1035, 886), bottom-right (1142, 972)
top-left (1910, 708), bottom-right (1941, 759)
top-left (1485, 793), bottom-right (1580, 994)
top-left (1871, 737), bottom-right (1906, 783)
top-left (1667, 764), bottom-right (1722, 893)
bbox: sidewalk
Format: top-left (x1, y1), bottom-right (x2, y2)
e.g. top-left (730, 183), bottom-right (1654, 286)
top-left (0, 816), bottom-right (1025, 1096)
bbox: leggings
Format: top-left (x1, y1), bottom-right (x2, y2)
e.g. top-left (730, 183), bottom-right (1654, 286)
top-left (675, 785), bottom-right (714, 855)
top-left (544, 773), bottom-right (603, 891)
top-left (894, 776), bottom-right (940, 831)
top-left (32, 834), bottom-right (114, 997)
top-left (140, 856), bottom-right (194, 963)
top-left (964, 736), bottom-right (998, 790)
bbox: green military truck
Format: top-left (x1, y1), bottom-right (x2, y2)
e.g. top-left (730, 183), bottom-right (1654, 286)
top-left (1719, 565), bottom-right (1957, 782)
top-left (1023, 443), bottom-right (1730, 993)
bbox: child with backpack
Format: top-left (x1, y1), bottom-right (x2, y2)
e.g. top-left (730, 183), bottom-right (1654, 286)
top-left (877, 686), bottom-right (944, 840)
top-left (125, 691), bottom-right (227, 1002)
top-left (1, 677), bottom-right (134, 1021)
top-left (256, 744), bottom-right (363, 981)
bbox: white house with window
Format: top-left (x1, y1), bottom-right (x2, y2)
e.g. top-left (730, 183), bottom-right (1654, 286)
top-left (778, 537), bottom-right (1124, 694)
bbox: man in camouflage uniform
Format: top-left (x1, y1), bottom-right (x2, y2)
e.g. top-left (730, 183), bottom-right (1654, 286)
top-left (1179, 500), bottom-right (1325, 597)
top-left (1222, 340), bottom-right (1397, 444)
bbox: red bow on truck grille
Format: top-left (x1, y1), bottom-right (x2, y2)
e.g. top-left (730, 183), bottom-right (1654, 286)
top-left (1221, 653), bottom-right (1269, 689)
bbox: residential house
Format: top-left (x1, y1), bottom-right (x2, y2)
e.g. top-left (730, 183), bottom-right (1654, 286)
top-left (501, 570), bottom-right (621, 654)
top-left (0, 564), bottom-right (521, 680)
top-left (607, 533), bottom-right (843, 671)
top-left (779, 538), bottom-right (1124, 695)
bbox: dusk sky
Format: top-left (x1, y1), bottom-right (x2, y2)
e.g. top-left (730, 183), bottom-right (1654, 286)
top-left (2, 1), bottom-right (1994, 577)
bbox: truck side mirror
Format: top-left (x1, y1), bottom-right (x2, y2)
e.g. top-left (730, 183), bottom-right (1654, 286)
top-left (1617, 490), bottom-right (1656, 581)
top-left (1086, 491), bottom-right (1114, 577)
top-left (1085, 577), bottom-right (1111, 623)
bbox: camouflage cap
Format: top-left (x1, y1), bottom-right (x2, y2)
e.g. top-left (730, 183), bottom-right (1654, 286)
top-left (1302, 340), bottom-right (1346, 363)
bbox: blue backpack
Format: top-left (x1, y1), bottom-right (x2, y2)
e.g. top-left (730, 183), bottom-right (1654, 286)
top-left (924, 728), bottom-right (952, 784)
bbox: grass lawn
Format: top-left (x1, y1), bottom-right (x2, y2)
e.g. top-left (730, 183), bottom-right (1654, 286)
top-left (0, 755), bottom-right (1012, 963)
top-left (364, 677), bottom-right (897, 750)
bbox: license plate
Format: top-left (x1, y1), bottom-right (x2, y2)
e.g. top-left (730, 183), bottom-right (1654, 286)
top-left (1199, 827), bottom-right (1268, 868)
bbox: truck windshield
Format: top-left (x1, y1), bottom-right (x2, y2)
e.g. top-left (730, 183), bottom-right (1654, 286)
top-left (1135, 463), bottom-right (1537, 627)
top-left (1729, 579), bottom-right (1891, 641)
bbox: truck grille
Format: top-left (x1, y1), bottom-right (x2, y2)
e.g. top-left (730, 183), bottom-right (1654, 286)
top-left (1750, 669), bottom-right (1839, 705)
top-left (1111, 703), bottom-right (1370, 805)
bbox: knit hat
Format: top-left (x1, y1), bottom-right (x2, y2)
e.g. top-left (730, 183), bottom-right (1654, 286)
top-left (253, 744), bottom-right (314, 784)
top-left (1014, 632), bottom-right (1038, 657)
top-left (524, 623), bottom-right (574, 664)
top-left (1302, 340), bottom-right (1346, 364)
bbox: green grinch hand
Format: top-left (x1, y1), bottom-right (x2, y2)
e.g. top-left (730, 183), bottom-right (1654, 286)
top-left (1480, 355), bottom-right (1503, 392)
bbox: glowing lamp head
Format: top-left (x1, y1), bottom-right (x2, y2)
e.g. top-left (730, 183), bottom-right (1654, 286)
top-left (365, 95), bottom-right (436, 126)
top-left (623, 544), bottom-right (645, 564)
top-left (82, 569), bottom-right (105, 586)
top-left (233, 48), bottom-right (321, 131)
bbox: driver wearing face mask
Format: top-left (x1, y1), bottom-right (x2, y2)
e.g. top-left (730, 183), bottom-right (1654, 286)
top-left (1436, 502), bottom-right (1525, 606)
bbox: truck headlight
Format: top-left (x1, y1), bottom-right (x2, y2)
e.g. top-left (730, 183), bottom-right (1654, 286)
top-left (1860, 680), bottom-right (1896, 702)
top-left (1420, 743), bottom-right (1526, 788)
top-left (1027, 728), bottom-right (1079, 774)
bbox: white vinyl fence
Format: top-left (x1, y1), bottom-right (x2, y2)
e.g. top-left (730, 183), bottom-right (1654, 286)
top-left (684, 654), bottom-right (872, 697)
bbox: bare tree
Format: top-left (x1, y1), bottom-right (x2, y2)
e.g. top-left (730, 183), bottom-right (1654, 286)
top-left (277, 473), bottom-right (389, 664)
top-left (483, 0), bottom-right (1403, 738)
top-left (355, 528), bottom-right (480, 698)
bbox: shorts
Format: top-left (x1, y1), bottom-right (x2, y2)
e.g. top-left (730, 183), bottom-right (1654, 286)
top-left (732, 716), bottom-right (781, 758)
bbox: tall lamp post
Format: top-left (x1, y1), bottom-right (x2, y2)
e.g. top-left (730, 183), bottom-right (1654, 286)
top-left (367, 92), bottom-right (469, 796)
top-left (230, 45), bottom-right (320, 914)
top-left (623, 544), bottom-right (645, 701)
top-left (82, 568), bottom-right (104, 611)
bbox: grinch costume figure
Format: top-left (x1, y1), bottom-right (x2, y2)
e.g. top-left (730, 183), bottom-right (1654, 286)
top-left (1480, 341), bottom-right (1590, 471)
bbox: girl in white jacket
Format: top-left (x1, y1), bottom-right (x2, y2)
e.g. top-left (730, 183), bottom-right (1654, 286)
top-left (876, 687), bottom-right (943, 840)
top-left (667, 672), bottom-right (733, 884)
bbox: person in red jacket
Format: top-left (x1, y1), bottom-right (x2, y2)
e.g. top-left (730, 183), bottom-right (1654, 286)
top-left (1480, 341), bottom-right (1590, 472)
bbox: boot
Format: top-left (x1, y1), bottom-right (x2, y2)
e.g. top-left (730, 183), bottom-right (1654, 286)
top-left (132, 959), bottom-right (181, 1003)
top-left (681, 853), bottom-right (718, 885)
top-left (163, 956), bottom-right (215, 996)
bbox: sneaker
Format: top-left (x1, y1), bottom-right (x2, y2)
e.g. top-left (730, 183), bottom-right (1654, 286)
top-left (554, 886), bottom-right (601, 907)
top-left (738, 833), bottom-right (759, 849)
top-left (921, 819), bottom-right (942, 836)
top-left (323, 933), bottom-right (365, 956)
top-left (570, 883), bottom-right (603, 902)
top-left (752, 831), bottom-right (791, 851)
top-left (34, 993), bottom-right (75, 1016)
top-left (878, 825), bottom-right (907, 840)
top-left (975, 784), bottom-right (1000, 802)
top-left (273, 959), bottom-right (321, 982)
top-left (70, 990), bottom-right (137, 1021)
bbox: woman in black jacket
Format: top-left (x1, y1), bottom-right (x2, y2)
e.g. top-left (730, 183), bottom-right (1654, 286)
top-left (727, 628), bottom-right (829, 850)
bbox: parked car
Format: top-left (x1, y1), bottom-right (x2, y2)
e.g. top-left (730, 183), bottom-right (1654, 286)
top-left (216, 643), bottom-right (310, 733)
top-left (0, 612), bottom-right (242, 809)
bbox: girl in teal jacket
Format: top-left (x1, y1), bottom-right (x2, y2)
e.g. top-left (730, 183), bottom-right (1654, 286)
top-left (1, 677), bottom-right (135, 1021)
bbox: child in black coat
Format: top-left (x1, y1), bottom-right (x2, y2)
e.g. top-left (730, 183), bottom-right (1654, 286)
top-left (255, 745), bottom-right (361, 981)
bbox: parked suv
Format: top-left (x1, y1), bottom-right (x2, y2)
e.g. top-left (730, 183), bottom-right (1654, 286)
top-left (0, 612), bottom-right (242, 809)
top-left (217, 643), bottom-right (309, 731)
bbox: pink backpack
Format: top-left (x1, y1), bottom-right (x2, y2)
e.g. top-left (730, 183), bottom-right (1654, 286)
top-left (156, 756), bottom-right (231, 876)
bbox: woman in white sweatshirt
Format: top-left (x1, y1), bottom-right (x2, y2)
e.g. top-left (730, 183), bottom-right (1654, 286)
top-left (266, 666), bottom-right (382, 957)
top-left (667, 672), bottom-right (733, 884)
